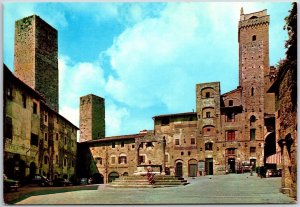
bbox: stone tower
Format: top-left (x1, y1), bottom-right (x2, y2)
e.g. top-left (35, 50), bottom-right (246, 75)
top-left (14, 15), bottom-right (59, 111)
top-left (196, 82), bottom-right (221, 175)
top-left (238, 9), bottom-right (270, 165)
top-left (79, 94), bottom-right (105, 142)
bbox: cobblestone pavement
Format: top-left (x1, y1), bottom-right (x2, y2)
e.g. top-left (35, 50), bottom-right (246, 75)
top-left (16, 173), bottom-right (296, 205)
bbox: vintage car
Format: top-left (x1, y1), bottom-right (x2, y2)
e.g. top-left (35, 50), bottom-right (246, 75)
top-left (4, 174), bottom-right (20, 192)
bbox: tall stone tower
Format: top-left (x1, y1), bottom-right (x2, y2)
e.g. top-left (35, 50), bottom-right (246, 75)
top-left (79, 94), bottom-right (105, 142)
top-left (238, 9), bottom-right (270, 165)
top-left (196, 82), bottom-right (221, 175)
top-left (14, 15), bottom-right (59, 111)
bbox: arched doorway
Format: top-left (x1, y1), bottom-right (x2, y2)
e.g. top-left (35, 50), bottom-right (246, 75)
top-left (175, 162), bottom-right (183, 177)
top-left (29, 162), bottom-right (37, 178)
top-left (108, 172), bottom-right (119, 183)
top-left (188, 159), bottom-right (197, 177)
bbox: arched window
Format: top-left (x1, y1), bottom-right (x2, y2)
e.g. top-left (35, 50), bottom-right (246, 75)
top-left (250, 115), bottom-right (256, 127)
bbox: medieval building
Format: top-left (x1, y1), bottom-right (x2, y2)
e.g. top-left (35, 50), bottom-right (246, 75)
top-left (77, 8), bottom-right (283, 183)
top-left (3, 15), bottom-right (78, 182)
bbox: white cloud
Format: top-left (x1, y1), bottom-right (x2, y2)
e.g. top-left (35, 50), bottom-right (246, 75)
top-left (105, 103), bottom-right (129, 136)
top-left (58, 55), bottom-right (106, 107)
top-left (105, 3), bottom-right (223, 112)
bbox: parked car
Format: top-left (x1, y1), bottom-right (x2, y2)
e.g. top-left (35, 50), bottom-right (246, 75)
top-left (266, 169), bottom-right (282, 177)
top-left (4, 174), bottom-right (20, 192)
top-left (80, 178), bottom-right (88, 185)
top-left (30, 174), bottom-right (52, 186)
top-left (52, 178), bottom-right (72, 187)
top-left (242, 161), bottom-right (252, 172)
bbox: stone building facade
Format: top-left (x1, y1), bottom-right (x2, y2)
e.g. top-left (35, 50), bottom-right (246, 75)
top-left (3, 15), bottom-right (78, 182)
top-left (268, 59), bottom-right (297, 199)
top-left (77, 8), bottom-right (282, 183)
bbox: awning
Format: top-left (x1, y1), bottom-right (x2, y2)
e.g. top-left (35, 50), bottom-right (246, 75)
top-left (266, 151), bottom-right (282, 164)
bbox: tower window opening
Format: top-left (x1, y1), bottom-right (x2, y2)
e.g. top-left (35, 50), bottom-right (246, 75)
top-left (252, 35), bottom-right (256, 41)
top-left (206, 92), bottom-right (210, 98)
top-left (229, 100), bottom-right (233, 106)
top-left (251, 87), bottom-right (254, 96)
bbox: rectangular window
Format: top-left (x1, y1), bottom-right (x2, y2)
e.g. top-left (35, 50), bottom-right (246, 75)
top-left (227, 131), bottom-right (235, 141)
top-left (111, 157), bottom-right (116, 164)
top-left (71, 160), bottom-right (74, 167)
top-left (132, 144), bottom-right (135, 149)
top-left (44, 133), bottom-right (48, 141)
top-left (56, 133), bottom-right (59, 141)
top-left (56, 155), bottom-right (59, 164)
top-left (5, 116), bottom-right (13, 139)
top-left (121, 141), bottom-right (124, 148)
top-left (112, 142), bottom-right (115, 148)
top-left (64, 137), bottom-right (67, 145)
top-left (44, 114), bottom-right (48, 123)
top-left (250, 147), bottom-right (256, 153)
top-left (205, 142), bottom-right (213, 151)
top-left (175, 139), bottom-right (180, 145)
top-left (22, 94), bottom-right (26, 108)
top-left (165, 154), bottom-right (169, 162)
top-left (191, 138), bottom-right (196, 145)
top-left (31, 133), bottom-right (38, 146)
top-left (64, 158), bottom-right (67, 167)
top-left (250, 129), bottom-right (256, 141)
top-left (206, 112), bottom-right (211, 118)
top-left (206, 92), bottom-right (210, 98)
top-left (33, 102), bottom-right (37, 114)
top-left (227, 112), bottom-right (235, 122)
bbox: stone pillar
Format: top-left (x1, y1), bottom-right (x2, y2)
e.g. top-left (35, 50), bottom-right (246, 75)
top-left (280, 140), bottom-right (292, 195)
top-left (161, 137), bottom-right (166, 175)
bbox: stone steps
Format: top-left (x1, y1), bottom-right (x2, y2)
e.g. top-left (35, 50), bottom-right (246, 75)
top-left (108, 175), bottom-right (189, 188)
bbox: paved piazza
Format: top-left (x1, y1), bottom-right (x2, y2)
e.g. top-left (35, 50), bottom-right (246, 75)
top-left (17, 174), bottom-right (295, 204)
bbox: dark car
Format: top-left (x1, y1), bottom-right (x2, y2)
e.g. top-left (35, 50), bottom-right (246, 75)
top-left (52, 178), bottom-right (72, 187)
top-left (4, 174), bottom-right (20, 192)
top-left (30, 174), bottom-right (52, 186)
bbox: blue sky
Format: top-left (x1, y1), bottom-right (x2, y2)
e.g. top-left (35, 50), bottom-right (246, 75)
top-left (3, 2), bottom-right (291, 137)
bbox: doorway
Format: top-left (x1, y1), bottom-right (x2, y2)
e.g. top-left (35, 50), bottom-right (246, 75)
top-left (108, 172), bottom-right (119, 183)
top-left (205, 158), bottom-right (213, 175)
top-left (29, 162), bottom-right (36, 179)
top-left (175, 162), bottom-right (183, 177)
top-left (228, 158), bottom-right (236, 173)
top-left (188, 159), bottom-right (197, 177)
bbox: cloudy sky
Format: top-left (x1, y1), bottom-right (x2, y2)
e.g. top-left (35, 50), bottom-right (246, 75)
top-left (3, 2), bottom-right (291, 137)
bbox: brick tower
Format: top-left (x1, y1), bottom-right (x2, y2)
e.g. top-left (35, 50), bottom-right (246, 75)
top-left (238, 8), bottom-right (270, 166)
top-left (79, 94), bottom-right (105, 142)
top-left (14, 15), bottom-right (59, 111)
